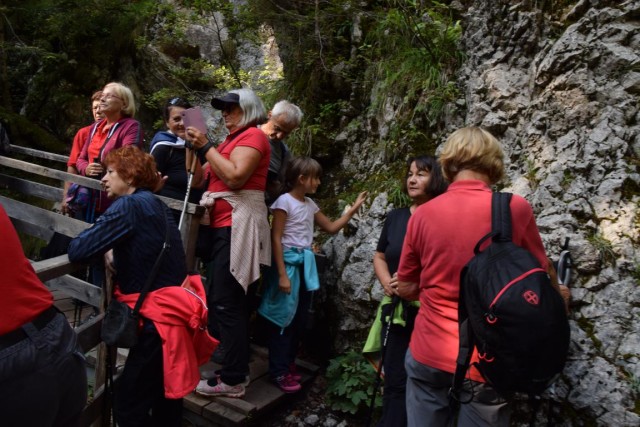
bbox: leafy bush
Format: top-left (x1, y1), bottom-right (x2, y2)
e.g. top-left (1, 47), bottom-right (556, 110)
top-left (325, 350), bottom-right (382, 416)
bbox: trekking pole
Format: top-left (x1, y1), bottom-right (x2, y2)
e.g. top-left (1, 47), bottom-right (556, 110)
top-left (365, 295), bottom-right (401, 427)
top-left (178, 152), bottom-right (198, 231)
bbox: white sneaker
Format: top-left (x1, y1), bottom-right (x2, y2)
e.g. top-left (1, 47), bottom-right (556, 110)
top-left (200, 369), bottom-right (250, 387)
top-left (195, 379), bottom-right (245, 398)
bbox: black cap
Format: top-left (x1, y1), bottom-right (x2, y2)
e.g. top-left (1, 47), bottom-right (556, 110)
top-left (211, 92), bottom-right (240, 110)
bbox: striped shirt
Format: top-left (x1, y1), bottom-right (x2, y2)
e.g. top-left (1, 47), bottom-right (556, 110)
top-left (68, 189), bottom-right (186, 294)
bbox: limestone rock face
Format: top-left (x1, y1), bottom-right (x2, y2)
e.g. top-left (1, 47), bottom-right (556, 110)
top-left (319, 1), bottom-right (639, 425)
top-left (162, 1), bottom-right (638, 424)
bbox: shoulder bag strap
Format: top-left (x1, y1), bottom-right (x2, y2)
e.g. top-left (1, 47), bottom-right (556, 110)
top-left (492, 192), bottom-right (513, 243)
top-left (131, 202), bottom-right (171, 315)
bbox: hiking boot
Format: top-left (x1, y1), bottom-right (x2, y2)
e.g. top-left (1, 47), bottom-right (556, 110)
top-left (273, 374), bottom-right (301, 393)
top-left (195, 379), bottom-right (245, 398)
top-left (289, 363), bottom-right (302, 382)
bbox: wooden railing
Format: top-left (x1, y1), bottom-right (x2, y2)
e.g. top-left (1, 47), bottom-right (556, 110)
top-left (0, 144), bottom-right (205, 427)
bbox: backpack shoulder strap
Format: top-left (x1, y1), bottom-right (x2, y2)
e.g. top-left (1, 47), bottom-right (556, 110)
top-left (492, 192), bottom-right (513, 243)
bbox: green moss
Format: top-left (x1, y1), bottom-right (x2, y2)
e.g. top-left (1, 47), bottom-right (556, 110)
top-left (561, 169), bottom-right (575, 189)
top-left (587, 232), bottom-right (617, 267)
top-left (621, 177), bottom-right (640, 201)
top-left (576, 315), bottom-right (602, 350)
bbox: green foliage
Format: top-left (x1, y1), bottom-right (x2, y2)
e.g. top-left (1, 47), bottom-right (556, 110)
top-left (561, 169), bottom-right (575, 189)
top-left (631, 263), bottom-right (640, 285)
top-left (587, 232), bottom-right (616, 267)
top-left (2, 0), bottom-right (156, 139)
top-left (325, 350), bottom-right (381, 416)
top-left (525, 158), bottom-right (540, 188)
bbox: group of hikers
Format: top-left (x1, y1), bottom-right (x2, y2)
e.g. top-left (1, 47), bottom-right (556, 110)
top-left (0, 81), bottom-right (571, 427)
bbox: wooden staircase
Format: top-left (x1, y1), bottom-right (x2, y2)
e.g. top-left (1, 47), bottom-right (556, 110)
top-left (183, 345), bottom-right (319, 426)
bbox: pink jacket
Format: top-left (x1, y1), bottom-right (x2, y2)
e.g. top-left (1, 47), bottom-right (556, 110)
top-left (115, 274), bottom-right (218, 399)
top-left (76, 117), bottom-right (143, 176)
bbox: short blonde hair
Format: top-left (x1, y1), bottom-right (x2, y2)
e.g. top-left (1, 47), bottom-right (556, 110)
top-left (103, 82), bottom-right (136, 117)
top-left (439, 126), bottom-right (505, 184)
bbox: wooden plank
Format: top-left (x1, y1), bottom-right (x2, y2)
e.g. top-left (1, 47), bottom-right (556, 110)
top-left (47, 275), bottom-right (102, 307)
top-left (211, 394), bottom-right (256, 417)
top-left (79, 391), bottom-right (104, 427)
top-left (0, 196), bottom-right (90, 238)
top-left (0, 173), bottom-right (63, 201)
top-left (75, 313), bottom-right (104, 353)
top-left (184, 392), bottom-right (213, 416)
top-left (248, 355), bottom-right (269, 382)
top-left (243, 376), bottom-right (285, 412)
top-left (31, 254), bottom-right (84, 282)
top-left (157, 195), bottom-right (204, 216)
top-left (0, 155), bottom-right (102, 190)
top-left (9, 144), bottom-right (69, 163)
top-left (201, 399), bottom-right (248, 426)
top-left (10, 217), bottom-right (55, 241)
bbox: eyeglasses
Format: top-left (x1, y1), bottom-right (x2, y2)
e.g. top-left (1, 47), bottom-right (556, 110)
top-left (101, 93), bottom-right (122, 102)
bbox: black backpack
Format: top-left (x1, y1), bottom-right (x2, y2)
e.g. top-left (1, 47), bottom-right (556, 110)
top-left (451, 192), bottom-right (570, 400)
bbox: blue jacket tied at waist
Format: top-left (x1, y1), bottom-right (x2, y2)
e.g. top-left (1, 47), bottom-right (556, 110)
top-left (258, 247), bottom-right (320, 329)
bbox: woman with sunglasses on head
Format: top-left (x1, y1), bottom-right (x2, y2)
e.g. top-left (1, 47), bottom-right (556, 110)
top-left (150, 97), bottom-right (204, 210)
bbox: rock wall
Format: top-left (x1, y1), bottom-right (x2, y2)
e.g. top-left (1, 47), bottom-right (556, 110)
top-left (320, 1), bottom-right (640, 425)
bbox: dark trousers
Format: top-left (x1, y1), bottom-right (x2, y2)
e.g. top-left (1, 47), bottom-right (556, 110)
top-left (266, 286), bottom-right (311, 379)
top-left (206, 227), bottom-right (251, 386)
top-left (114, 331), bottom-right (182, 427)
top-left (378, 323), bottom-right (412, 427)
top-left (0, 312), bottom-right (87, 427)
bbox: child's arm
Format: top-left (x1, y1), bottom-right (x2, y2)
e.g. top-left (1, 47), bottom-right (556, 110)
top-left (271, 209), bottom-right (292, 294)
top-left (315, 191), bottom-right (368, 234)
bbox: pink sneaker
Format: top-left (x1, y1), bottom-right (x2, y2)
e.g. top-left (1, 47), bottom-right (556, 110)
top-left (195, 379), bottom-right (245, 398)
top-left (289, 363), bottom-right (302, 382)
top-left (274, 374), bottom-right (301, 393)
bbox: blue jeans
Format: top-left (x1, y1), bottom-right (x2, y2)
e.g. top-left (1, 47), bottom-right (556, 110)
top-left (265, 285), bottom-right (311, 379)
top-left (404, 349), bottom-right (511, 427)
top-left (0, 311), bottom-right (87, 427)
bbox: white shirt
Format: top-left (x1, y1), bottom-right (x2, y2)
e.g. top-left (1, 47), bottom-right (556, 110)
top-left (270, 192), bottom-right (319, 249)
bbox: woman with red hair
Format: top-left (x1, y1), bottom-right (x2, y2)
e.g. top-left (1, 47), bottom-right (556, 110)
top-left (69, 146), bottom-right (216, 427)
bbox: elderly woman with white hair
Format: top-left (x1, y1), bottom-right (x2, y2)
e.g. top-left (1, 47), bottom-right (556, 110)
top-left (75, 81), bottom-right (143, 217)
top-left (187, 88), bottom-right (271, 398)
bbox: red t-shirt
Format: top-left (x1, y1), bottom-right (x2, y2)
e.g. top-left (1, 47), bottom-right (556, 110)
top-left (397, 180), bottom-right (548, 382)
top-left (0, 205), bottom-right (53, 335)
top-left (67, 123), bottom-right (94, 168)
top-left (207, 127), bottom-right (270, 228)
top-left (86, 120), bottom-right (110, 164)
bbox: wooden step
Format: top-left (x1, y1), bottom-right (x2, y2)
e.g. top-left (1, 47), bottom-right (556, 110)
top-left (183, 345), bottom-right (320, 426)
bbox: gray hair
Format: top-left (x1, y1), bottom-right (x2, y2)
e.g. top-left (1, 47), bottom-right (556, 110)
top-left (232, 88), bottom-right (267, 128)
top-left (103, 82), bottom-right (136, 117)
top-left (271, 100), bottom-right (304, 128)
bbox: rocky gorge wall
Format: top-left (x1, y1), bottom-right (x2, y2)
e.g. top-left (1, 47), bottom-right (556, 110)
top-left (318, 1), bottom-right (639, 425)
